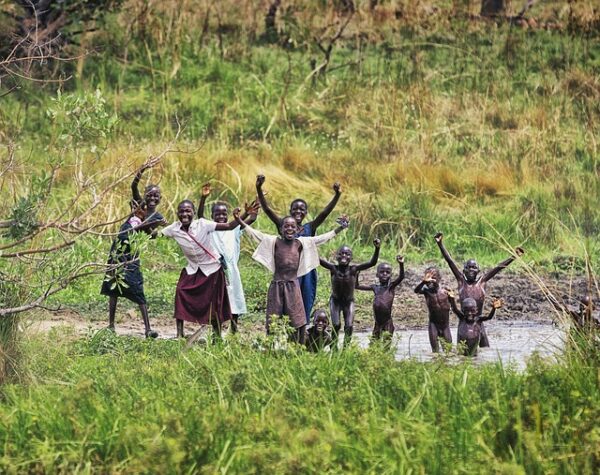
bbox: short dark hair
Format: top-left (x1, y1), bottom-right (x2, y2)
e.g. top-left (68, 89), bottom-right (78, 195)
top-left (211, 201), bottom-right (228, 214)
top-left (178, 199), bottom-right (195, 210)
top-left (290, 198), bottom-right (308, 210)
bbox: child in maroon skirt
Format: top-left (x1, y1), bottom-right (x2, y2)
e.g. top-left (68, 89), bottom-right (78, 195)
top-left (235, 212), bottom-right (349, 344)
top-left (161, 199), bottom-right (244, 339)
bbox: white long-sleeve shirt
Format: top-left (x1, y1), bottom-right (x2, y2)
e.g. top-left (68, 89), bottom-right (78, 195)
top-left (243, 225), bottom-right (337, 277)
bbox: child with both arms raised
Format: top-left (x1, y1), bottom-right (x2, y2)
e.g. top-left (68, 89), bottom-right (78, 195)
top-left (235, 212), bottom-right (349, 344)
top-left (355, 254), bottom-right (405, 342)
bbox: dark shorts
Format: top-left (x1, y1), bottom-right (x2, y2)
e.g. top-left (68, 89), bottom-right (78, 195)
top-left (266, 280), bottom-right (306, 329)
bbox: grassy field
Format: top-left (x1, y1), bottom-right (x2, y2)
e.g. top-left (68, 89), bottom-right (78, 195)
top-left (0, 329), bottom-right (598, 473)
top-left (0, 2), bottom-right (599, 472)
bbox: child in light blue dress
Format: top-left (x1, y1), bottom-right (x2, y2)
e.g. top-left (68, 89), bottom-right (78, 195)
top-left (198, 184), bottom-right (259, 332)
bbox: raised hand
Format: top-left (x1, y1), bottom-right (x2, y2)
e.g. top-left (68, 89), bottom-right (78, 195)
top-left (423, 271), bottom-right (434, 282)
top-left (445, 288), bottom-right (456, 299)
top-left (245, 199), bottom-right (261, 215)
top-left (140, 155), bottom-right (161, 172)
top-left (492, 298), bottom-right (504, 309)
top-left (373, 238), bottom-right (381, 248)
top-left (256, 174), bottom-right (266, 187)
top-left (201, 183), bottom-right (212, 197)
top-left (396, 255), bottom-right (404, 264)
top-left (336, 214), bottom-right (349, 229)
top-left (434, 232), bottom-right (443, 243)
top-left (333, 182), bottom-right (341, 194)
top-left (233, 207), bottom-right (241, 220)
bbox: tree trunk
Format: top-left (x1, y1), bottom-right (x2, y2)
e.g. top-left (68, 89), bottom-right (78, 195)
top-left (481, 0), bottom-right (506, 17)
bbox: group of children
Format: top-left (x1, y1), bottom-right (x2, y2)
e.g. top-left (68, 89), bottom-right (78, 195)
top-left (101, 164), bottom-right (597, 356)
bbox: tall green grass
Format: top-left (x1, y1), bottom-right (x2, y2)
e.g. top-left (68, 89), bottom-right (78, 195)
top-left (0, 330), bottom-right (598, 473)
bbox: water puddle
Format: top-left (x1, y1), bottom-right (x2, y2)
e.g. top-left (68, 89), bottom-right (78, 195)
top-left (353, 320), bottom-right (566, 369)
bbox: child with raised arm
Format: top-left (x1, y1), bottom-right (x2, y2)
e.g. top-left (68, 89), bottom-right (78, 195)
top-left (256, 174), bottom-right (342, 324)
top-left (435, 232), bottom-right (523, 347)
top-left (236, 212), bottom-right (348, 344)
top-left (356, 255), bottom-right (404, 342)
top-left (320, 239), bottom-right (380, 347)
top-left (197, 183), bottom-right (260, 333)
top-left (161, 198), bottom-right (247, 340)
top-left (414, 267), bottom-right (453, 352)
top-left (447, 290), bottom-right (503, 356)
top-left (101, 162), bottom-right (166, 338)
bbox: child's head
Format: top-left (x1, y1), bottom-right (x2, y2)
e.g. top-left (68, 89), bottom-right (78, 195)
top-left (312, 309), bottom-right (329, 332)
top-left (462, 259), bottom-right (480, 283)
top-left (376, 262), bottom-right (393, 284)
top-left (461, 298), bottom-right (478, 321)
top-left (211, 202), bottom-right (229, 224)
top-left (144, 184), bottom-right (161, 208)
top-left (280, 216), bottom-right (298, 240)
top-left (289, 199), bottom-right (308, 225)
top-left (336, 245), bottom-right (353, 266)
top-left (177, 200), bottom-right (195, 225)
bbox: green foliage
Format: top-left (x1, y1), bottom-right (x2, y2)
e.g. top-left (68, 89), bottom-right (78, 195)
top-left (47, 89), bottom-right (118, 153)
top-left (0, 333), bottom-right (598, 472)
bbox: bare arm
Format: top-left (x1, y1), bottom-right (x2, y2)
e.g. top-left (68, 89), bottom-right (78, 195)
top-left (320, 258), bottom-right (335, 271)
top-left (480, 298), bottom-right (503, 322)
top-left (308, 182), bottom-right (341, 234)
top-left (256, 175), bottom-right (282, 228)
top-left (131, 167), bottom-right (147, 205)
top-left (481, 247), bottom-right (524, 283)
top-left (355, 271), bottom-right (372, 291)
top-left (355, 238), bottom-right (381, 271)
top-left (447, 290), bottom-right (464, 319)
top-left (390, 255), bottom-right (405, 290)
top-left (197, 183), bottom-right (211, 219)
top-left (215, 208), bottom-right (242, 231)
top-left (434, 233), bottom-right (463, 282)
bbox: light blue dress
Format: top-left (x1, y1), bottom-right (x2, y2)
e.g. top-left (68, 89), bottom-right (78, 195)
top-left (211, 227), bottom-right (247, 315)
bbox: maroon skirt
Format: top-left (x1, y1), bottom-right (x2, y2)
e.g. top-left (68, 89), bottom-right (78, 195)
top-left (174, 268), bottom-right (231, 324)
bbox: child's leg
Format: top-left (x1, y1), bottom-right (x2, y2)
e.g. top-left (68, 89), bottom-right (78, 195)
top-left (139, 304), bottom-right (158, 338)
top-left (176, 319), bottom-right (185, 338)
top-left (291, 325), bottom-right (306, 345)
top-left (329, 297), bottom-right (342, 349)
top-left (230, 314), bottom-right (239, 334)
top-left (211, 317), bottom-right (222, 343)
top-left (428, 322), bottom-right (440, 352)
top-left (108, 296), bottom-right (118, 330)
top-left (342, 302), bottom-right (355, 346)
top-left (442, 325), bottom-right (452, 347)
top-left (479, 323), bottom-right (490, 347)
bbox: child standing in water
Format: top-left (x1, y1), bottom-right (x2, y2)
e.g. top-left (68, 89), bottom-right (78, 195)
top-left (256, 174), bottom-right (342, 323)
top-left (356, 255), bottom-right (405, 343)
top-left (448, 291), bottom-right (503, 356)
top-left (236, 212), bottom-right (348, 344)
top-left (320, 240), bottom-right (380, 347)
top-left (414, 267), bottom-right (453, 352)
top-left (101, 162), bottom-right (166, 338)
top-left (198, 183), bottom-right (260, 333)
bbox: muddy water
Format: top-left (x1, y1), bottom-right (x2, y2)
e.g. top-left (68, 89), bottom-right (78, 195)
top-left (353, 320), bottom-right (566, 369)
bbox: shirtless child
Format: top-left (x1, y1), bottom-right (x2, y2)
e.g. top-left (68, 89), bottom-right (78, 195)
top-left (356, 255), bottom-right (404, 342)
top-left (414, 267), bottom-right (453, 352)
top-left (320, 239), bottom-right (380, 347)
top-left (448, 291), bottom-right (503, 356)
top-left (435, 232), bottom-right (523, 347)
top-left (236, 213), bottom-right (348, 343)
